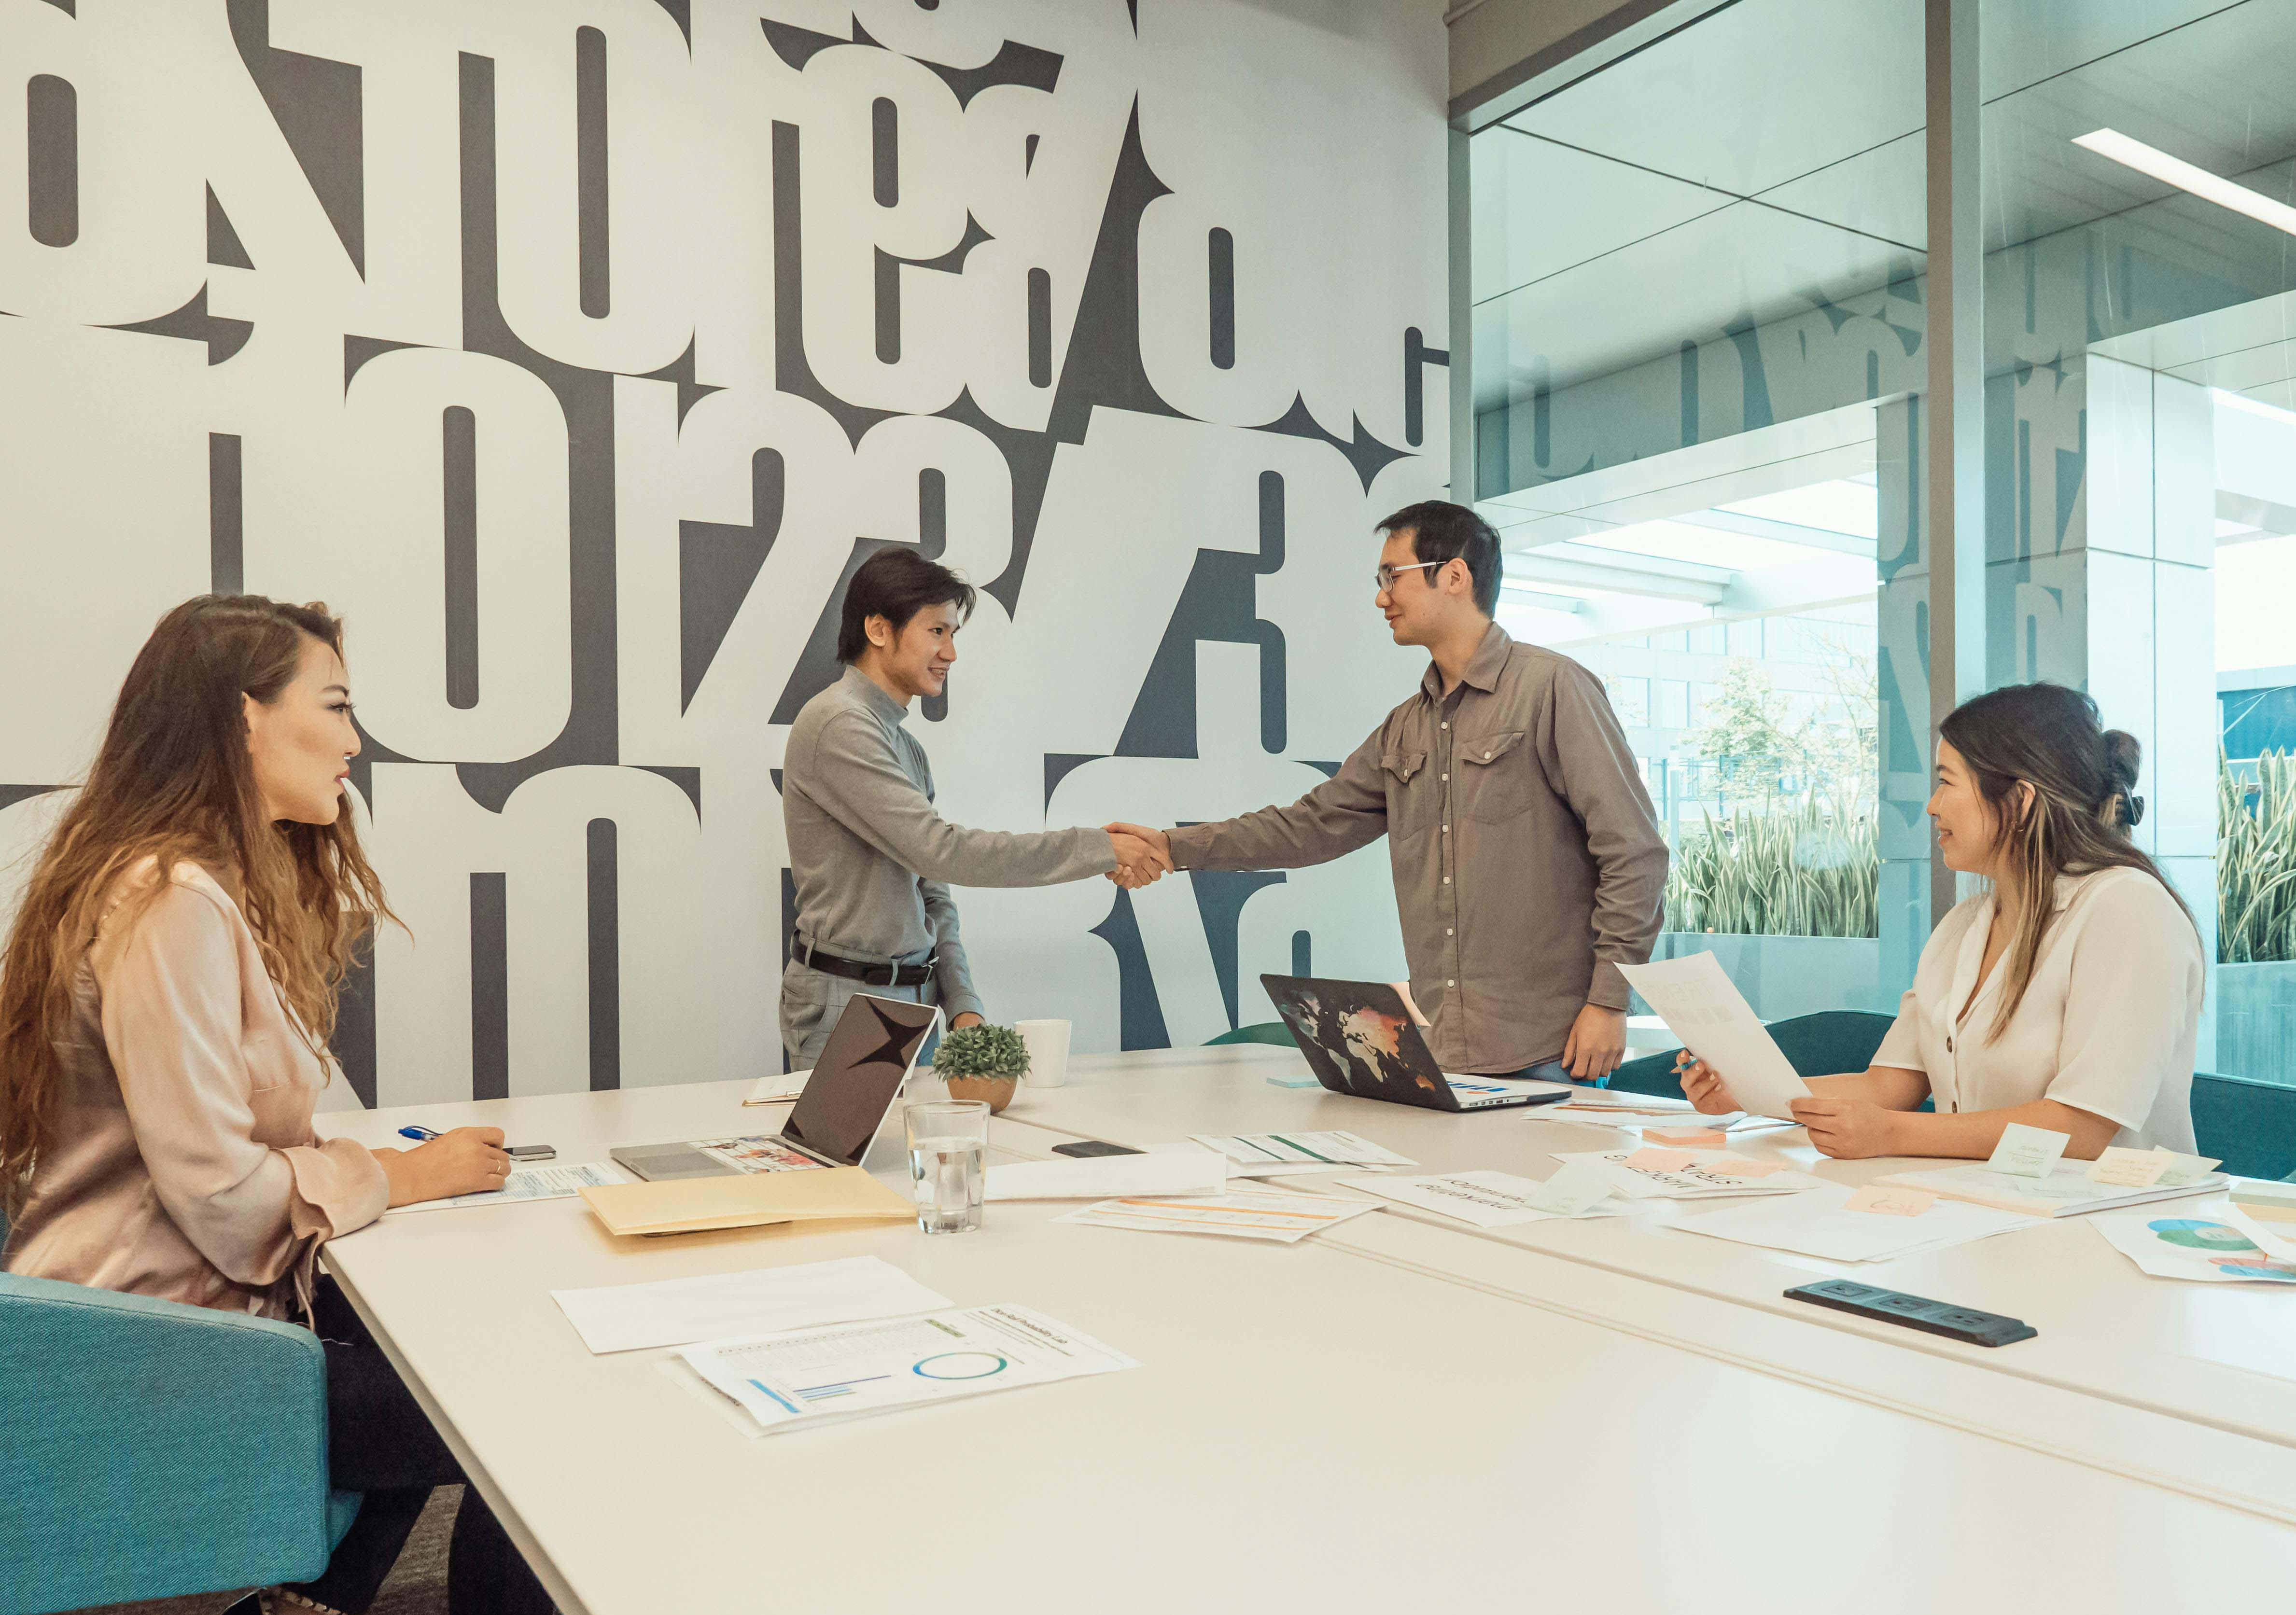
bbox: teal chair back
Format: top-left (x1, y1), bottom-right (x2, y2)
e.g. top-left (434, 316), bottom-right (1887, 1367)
top-left (1608, 1010), bottom-right (1899, 1100)
top-left (1207, 1021), bottom-right (1297, 1048)
top-left (2193, 1071), bottom-right (2296, 1181)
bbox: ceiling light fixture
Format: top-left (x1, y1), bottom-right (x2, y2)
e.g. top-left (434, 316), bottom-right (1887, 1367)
top-left (2072, 129), bottom-right (2296, 237)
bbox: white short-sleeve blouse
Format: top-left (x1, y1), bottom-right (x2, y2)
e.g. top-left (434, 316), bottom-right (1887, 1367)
top-left (1870, 866), bottom-right (2202, 1152)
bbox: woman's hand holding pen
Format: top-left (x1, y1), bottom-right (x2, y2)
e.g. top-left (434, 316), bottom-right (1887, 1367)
top-left (1673, 1051), bottom-right (1739, 1115)
top-left (373, 1126), bottom-right (512, 1207)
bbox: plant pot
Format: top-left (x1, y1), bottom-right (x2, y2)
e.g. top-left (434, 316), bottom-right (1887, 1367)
top-left (943, 1074), bottom-right (1019, 1114)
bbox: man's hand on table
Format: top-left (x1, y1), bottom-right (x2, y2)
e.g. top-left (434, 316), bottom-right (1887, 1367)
top-left (1561, 1003), bottom-right (1627, 1082)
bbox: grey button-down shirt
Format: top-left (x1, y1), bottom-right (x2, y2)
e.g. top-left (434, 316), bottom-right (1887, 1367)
top-left (783, 667), bottom-right (1116, 1019)
top-left (1166, 623), bottom-right (1667, 1073)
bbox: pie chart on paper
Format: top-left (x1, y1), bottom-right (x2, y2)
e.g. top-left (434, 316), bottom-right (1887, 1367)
top-left (913, 1351), bottom-right (1011, 1380)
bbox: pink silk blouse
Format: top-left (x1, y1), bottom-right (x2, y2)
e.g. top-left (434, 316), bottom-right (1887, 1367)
top-left (2, 860), bottom-right (388, 1319)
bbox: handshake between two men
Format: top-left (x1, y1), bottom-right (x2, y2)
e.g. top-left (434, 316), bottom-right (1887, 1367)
top-left (1102, 822), bottom-right (1175, 891)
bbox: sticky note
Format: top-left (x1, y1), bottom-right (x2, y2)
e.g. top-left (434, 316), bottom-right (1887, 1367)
top-left (2148, 1147), bottom-right (2221, 1186)
top-left (1985, 1122), bottom-right (2070, 1180)
top-left (1644, 1126), bottom-right (1729, 1149)
top-left (1701, 1157), bottom-right (1788, 1179)
top-left (1843, 1185), bottom-right (1936, 1218)
top-left (1525, 1159), bottom-right (1619, 1217)
top-left (2087, 1146), bottom-right (2170, 1188)
top-left (1622, 1148), bottom-right (1699, 1173)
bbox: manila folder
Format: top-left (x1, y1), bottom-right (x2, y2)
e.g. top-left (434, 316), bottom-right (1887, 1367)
top-left (579, 1166), bottom-right (913, 1237)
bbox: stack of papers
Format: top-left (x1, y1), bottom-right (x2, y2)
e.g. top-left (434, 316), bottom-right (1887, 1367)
top-left (984, 1152), bottom-right (1226, 1200)
top-left (1054, 1189), bottom-right (1380, 1243)
top-left (552, 1256), bottom-right (952, 1353)
top-left (1550, 1149), bottom-right (1825, 1200)
top-left (744, 1070), bottom-right (810, 1106)
top-left (388, 1160), bottom-right (630, 1213)
top-left (682, 1305), bottom-right (1137, 1434)
top-left (1189, 1131), bottom-right (1415, 1177)
top-left (1677, 1183), bottom-right (2037, 1262)
top-left (1330, 1166), bottom-right (1629, 1228)
top-left (1876, 1160), bottom-right (2227, 1218)
top-left (2093, 1207), bottom-right (2296, 1284)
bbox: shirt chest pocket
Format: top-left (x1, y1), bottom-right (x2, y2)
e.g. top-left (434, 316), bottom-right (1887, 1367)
top-left (1380, 749), bottom-right (1434, 843)
top-left (1459, 729), bottom-right (1533, 822)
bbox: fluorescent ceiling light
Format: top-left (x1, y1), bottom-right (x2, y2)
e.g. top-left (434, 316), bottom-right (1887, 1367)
top-left (2215, 388), bottom-right (2296, 425)
top-left (2073, 129), bottom-right (2296, 237)
top-left (1718, 480), bottom-right (1878, 542)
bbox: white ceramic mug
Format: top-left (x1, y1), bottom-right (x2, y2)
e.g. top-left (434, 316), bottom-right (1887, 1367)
top-left (1014, 1018), bottom-right (1072, 1088)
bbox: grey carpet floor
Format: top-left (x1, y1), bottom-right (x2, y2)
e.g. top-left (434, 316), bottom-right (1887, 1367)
top-left (73, 1486), bottom-right (456, 1615)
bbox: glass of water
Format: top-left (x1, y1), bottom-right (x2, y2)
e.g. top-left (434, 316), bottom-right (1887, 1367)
top-left (904, 1100), bottom-right (989, 1234)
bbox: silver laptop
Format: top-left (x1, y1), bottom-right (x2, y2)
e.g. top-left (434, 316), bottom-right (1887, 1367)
top-left (610, 994), bottom-right (942, 1181)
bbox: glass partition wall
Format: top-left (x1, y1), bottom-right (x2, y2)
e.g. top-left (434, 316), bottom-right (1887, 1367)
top-left (1468, 0), bottom-right (2296, 1083)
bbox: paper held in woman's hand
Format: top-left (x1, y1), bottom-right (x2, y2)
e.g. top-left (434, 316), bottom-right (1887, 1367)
top-left (1617, 954), bottom-right (1812, 1121)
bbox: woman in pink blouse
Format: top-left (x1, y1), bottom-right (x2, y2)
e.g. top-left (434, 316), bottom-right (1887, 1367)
top-left (0, 597), bottom-right (548, 1614)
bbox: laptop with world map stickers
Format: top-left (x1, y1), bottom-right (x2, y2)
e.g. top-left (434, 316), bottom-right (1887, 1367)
top-left (1257, 975), bottom-right (1574, 1113)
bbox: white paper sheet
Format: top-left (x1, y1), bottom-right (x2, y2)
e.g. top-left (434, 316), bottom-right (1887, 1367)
top-left (2094, 1206), bottom-right (2296, 1284)
top-left (1190, 1130), bottom-right (1416, 1172)
top-left (1549, 1149), bottom-right (1825, 1200)
top-left (386, 1160), bottom-right (630, 1213)
top-left (552, 1255), bottom-right (952, 1354)
top-left (744, 1069), bottom-right (810, 1106)
top-left (1053, 1190), bottom-right (1381, 1243)
top-left (984, 1152), bottom-right (1227, 1200)
top-left (1676, 1183), bottom-right (2037, 1262)
top-left (681, 1304), bottom-right (1137, 1434)
top-left (1330, 1169), bottom-right (1629, 1228)
top-left (1617, 954), bottom-right (1811, 1120)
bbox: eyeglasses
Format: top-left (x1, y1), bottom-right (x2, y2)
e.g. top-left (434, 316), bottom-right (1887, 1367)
top-left (1374, 560), bottom-right (1441, 592)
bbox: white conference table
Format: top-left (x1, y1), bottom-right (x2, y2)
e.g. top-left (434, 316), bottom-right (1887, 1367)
top-left (317, 1070), bottom-right (2296, 1613)
top-left (993, 1046), bottom-right (2296, 1509)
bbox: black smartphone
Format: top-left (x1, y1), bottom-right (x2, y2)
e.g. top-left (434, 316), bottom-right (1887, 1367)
top-left (1052, 1140), bottom-right (1141, 1158)
top-left (506, 1144), bottom-right (557, 1162)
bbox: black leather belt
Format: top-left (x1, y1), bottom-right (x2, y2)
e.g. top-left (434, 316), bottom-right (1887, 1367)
top-left (796, 941), bottom-right (938, 989)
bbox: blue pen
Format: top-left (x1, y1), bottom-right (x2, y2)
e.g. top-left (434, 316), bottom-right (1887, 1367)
top-left (397, 1126), bottom-right (441, 1142)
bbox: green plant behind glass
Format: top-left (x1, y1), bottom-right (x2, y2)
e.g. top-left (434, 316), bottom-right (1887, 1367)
top-left (931, 1023), bottom-right (1030, 1079)
top-left (2219, 749), bottom-right (2296, 965)
top-left (1662, 793), bottom-right (1878, 940)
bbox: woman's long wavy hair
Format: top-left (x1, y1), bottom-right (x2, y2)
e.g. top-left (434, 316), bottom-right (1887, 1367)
top-left (1939, 682), bottom-right (2194, 1040)
top-left (0, 596), bottom-right (396, 1212)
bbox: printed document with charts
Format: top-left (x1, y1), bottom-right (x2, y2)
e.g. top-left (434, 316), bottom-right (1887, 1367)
top-left (680, 1305), bottom-right (1136, 1434)
top-left (1617, 954), bottom-right (1811, 1120)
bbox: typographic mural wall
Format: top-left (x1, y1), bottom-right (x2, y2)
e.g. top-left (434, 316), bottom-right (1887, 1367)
top-left (0, 0), bottom-right (1448, 1103)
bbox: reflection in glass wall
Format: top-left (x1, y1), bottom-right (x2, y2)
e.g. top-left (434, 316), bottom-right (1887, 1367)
top-left (1469, 0), bottom-right (1924, 1020)
top-left (1980, 0), bottom-right (2296, 1082)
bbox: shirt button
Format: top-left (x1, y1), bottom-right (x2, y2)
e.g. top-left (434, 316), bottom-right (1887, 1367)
top-left (1441, 824), bottom-right (1449, 833)
top-left (1484, 751), bottom-right (1492, 760)
top-left (1443, 877), bottom-right (1452, 884)
top-left (1441, 773), bottom-right (1448, 781)
top-left (1447, 979), bottom-right (1456, 988)
top-left (1441, 723), bottom-right (1448, 730)
top-left (1446, 928), bottom-right (1455, 936)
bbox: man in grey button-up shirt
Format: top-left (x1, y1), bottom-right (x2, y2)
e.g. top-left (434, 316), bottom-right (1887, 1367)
top-left (1111, 502), bottom-right (1667, 1080)
top-left (781, 550), bottom-right (1167, 1068)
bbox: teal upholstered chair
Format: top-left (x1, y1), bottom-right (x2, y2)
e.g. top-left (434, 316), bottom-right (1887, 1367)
top-left (1607, 1009), bottom-right (1900, 1100)
top-left (1207, 1021), bottom-right (1297, 1047)
top-left (2193, 1071), bottom-right (2296, 1182)
top-left (0, 1232), bottom-right (359, 1615)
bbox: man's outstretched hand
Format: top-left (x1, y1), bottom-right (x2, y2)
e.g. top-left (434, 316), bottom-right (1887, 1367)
top-left (1105, 823), bottom-right (1175, 890)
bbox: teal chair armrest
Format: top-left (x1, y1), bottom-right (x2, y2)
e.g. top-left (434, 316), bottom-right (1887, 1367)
top-left (0, 1272), bottom-right (343, 1615)
top-left (2192, 1071), bottom-right (2296, 1183)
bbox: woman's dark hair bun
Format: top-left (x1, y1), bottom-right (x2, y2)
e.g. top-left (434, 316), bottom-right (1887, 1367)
top-left (2100, 728), bottom-right (2142, 793)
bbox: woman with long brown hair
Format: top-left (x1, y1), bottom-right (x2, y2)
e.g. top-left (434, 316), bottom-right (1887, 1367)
top-left (0, 596), bottom-right (548, 1613)
top-left (1678, 682), bottom-right (2203, 1161)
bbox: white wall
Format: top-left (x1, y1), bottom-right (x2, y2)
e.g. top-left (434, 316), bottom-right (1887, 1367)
top-left (0, 0), bottom-right (1449, 1102)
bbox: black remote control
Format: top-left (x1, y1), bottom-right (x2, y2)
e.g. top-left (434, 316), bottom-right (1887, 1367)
top-left (1785, 1279), bottom-right (2037, 1347)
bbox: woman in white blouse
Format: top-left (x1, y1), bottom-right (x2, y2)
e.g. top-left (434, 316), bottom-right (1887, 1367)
top-left (1680, 682), bottom-right (2203, 1159)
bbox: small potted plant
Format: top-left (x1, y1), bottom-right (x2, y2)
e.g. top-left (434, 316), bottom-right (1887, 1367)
top-left (932, 1023), bottom-right (1030, 1113)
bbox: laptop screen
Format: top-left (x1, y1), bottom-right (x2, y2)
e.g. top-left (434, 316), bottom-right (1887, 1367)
top-left (781, 994), bottom-right (942, 1167)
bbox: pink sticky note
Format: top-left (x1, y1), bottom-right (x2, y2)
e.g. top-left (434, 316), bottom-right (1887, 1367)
top-left (1702, 1158), bottom-right (1787, 1179)
top-left (1623, 1147), bottom-right (1699, 1172)
top-left (1843, 1184), bottom-right (1936, 1218)
top-left (1644, 1127), bottom-right (1729, 1149)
